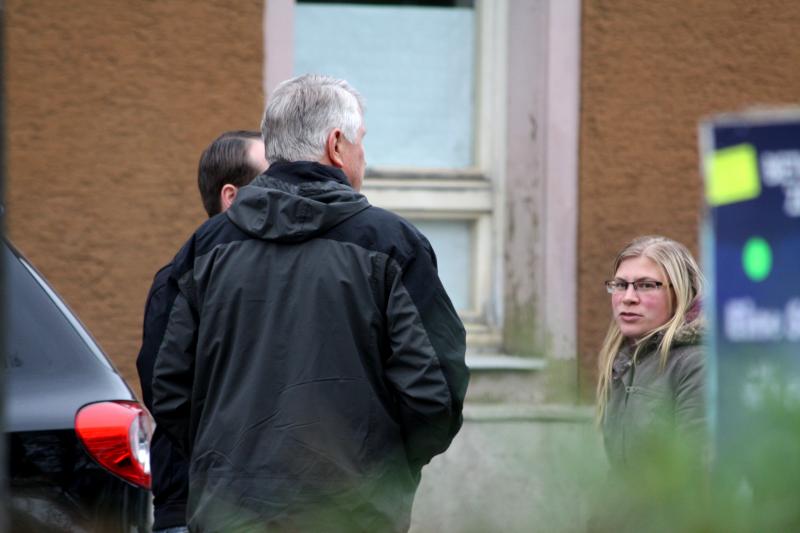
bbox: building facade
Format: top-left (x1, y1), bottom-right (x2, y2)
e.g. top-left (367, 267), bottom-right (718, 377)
top-left (6, 0), bottom-right (800, 402)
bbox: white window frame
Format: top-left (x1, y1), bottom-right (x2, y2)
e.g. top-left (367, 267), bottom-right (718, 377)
top-left (265, 0), bottom-right (505, 339)
top-left (364, 172), bottom-right (493, 324)
top-left (264, 0), bottom-right (580, 358)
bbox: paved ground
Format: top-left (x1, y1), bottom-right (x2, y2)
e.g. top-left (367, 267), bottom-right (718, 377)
top-left (410, 404), bottom-right (606, 533)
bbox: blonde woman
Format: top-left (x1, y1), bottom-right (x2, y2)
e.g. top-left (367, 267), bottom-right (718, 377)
top-left (597, 235), bottom-right (706, 470)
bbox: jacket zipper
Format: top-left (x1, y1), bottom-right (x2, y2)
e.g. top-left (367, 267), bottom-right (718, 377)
top-left (622, 361), bottom-right (635, 464)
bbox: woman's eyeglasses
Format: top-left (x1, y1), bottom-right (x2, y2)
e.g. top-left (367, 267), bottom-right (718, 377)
top-left (604, 280), bottom-right (665, 294)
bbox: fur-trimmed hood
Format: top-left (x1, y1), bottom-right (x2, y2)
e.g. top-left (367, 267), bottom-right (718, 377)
top-left (613, 317), bottom-right (705, 377)
top-left (669, 317), bottom-right (705, 348)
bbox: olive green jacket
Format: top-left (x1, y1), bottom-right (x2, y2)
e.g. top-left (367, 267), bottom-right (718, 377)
top-left (602, 321), bottom-right (706, 470)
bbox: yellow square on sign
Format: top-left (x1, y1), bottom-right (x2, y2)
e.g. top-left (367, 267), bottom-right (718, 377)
top-left (706, 143), bottom-right (761, 206)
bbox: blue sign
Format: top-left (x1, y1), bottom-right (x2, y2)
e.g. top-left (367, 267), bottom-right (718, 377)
top-left (700, 110), bottom-right (800, 467)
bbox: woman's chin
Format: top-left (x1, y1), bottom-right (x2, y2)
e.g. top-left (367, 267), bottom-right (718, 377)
top-left (618, 324), bottom-right (645, 340)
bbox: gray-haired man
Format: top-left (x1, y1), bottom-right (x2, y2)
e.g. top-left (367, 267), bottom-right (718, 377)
top-left (152, 74), bottom-right (468, 532)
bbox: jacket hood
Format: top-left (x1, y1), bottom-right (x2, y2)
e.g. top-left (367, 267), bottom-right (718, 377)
top-left (634, 316), bottom-right (706, 351)
top-left (671, 317), bottom-right (705, 347)
top-left (226, 161), bottom-right (371, 243)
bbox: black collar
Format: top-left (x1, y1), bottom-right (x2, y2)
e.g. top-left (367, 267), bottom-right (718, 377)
top-left (264, 161), bottom-right (352, 188)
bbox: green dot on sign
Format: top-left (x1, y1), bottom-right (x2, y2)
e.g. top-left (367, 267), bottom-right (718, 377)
top-left (742, 237), bottom-right (772, 282)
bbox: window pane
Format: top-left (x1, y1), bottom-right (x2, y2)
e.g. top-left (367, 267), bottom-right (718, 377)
top-left (294, 3), bottom-right (475, 168)
top-left (411, 219), bottom-right (473, 311)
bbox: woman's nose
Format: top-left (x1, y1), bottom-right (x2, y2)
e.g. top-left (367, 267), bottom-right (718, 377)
top-left (622, 284), bottom-right (639, 303)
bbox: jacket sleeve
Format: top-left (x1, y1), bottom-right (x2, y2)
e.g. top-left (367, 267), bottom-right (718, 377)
top-left (151, 289), bottom-right (198, 456)
top-left (135, 266), bottom-right (174, 413)
top-left (674, 348), bottom-right (707, 442)
top-left (383, 241), bottom-right (469, 470)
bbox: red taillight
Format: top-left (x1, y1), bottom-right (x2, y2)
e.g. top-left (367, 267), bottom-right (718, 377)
top-left (75, 401), bottom-right (153, 489)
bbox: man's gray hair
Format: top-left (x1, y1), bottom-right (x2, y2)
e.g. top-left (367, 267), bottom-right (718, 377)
top-left (261, 74), bottom-right (364, 163)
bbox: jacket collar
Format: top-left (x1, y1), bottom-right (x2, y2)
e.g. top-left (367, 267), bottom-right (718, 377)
top-left (258, 160), bottom-right (353, 189)
top-left (612, 318), bottom-right (705, 379)
top-left (226, 160), bottom-right (369, 244)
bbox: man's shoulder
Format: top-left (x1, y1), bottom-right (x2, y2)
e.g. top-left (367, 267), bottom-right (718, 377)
top-left (357, 204), bottom-right (405, 223)
top-left (171, 213), bottom-right (250, 278)
top-left (195, 211), bottom-right (248, 249)
top-left (151, 262), bottom-right (173, 288)
top-left (143, 261), bottom-right (174, 307)
top-left (331, 205), bottom-right (430, 260)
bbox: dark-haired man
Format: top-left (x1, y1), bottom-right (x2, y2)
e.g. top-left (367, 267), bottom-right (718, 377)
top-left (136, 130), bottom-right (267, 533)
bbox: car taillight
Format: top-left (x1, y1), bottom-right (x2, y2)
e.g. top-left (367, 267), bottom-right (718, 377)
top-left (75, 401), bottom-right (153, 489)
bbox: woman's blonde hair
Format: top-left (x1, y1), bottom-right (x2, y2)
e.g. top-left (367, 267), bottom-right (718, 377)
top-left (596, 235), bottom-right (704, 423)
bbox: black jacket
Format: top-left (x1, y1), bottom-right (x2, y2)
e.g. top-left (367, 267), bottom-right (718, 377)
top-left (152, 161), bottom-right (468, 532)
top-left (135, 263), bottom-right (189, 530)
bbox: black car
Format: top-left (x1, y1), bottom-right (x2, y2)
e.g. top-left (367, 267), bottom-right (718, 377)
top-left (4, 239), bottom-right (152, 532)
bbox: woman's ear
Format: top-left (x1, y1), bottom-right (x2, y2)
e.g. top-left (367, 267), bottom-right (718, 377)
top-left (220, 184), bottom-right (239, 212)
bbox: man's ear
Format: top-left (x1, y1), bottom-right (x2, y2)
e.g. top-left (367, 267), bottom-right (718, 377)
top-left (325, 128), bottom-right (345, 168)
top-left (220, 184), bottom-right (239, 212)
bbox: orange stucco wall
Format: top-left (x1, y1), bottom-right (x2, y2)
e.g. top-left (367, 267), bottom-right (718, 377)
top-left (6, 0), bottom-right (264, 397)
top-left (10, 0), bottom-right (800, 403)
top-left (578, 0), bottom-right (800, 394)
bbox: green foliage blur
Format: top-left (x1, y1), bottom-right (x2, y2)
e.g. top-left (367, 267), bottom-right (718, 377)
top-left (584, 386), bottom-right (800, 533)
